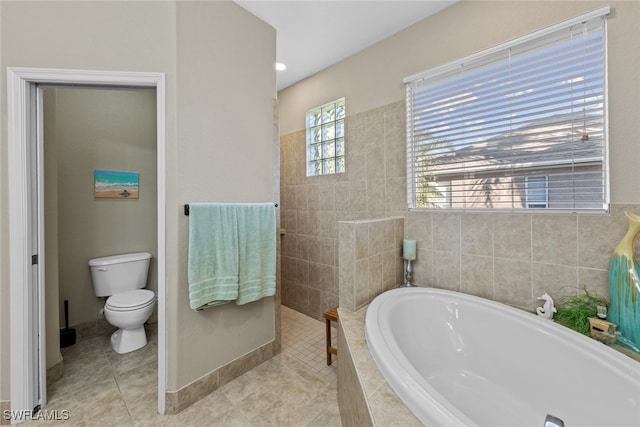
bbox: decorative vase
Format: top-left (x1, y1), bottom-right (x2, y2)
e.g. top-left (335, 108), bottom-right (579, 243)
top-left (608, 211), bottom-right (640, 348)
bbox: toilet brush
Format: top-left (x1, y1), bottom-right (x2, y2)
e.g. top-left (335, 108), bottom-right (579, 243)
top-left (59, 299), bottom-right (76, 348)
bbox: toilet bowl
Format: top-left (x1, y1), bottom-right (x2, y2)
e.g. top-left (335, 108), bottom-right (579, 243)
top-left (88, 252), bottom-right (154, 354)
top-left (103, 289), bottom-right (156, 354)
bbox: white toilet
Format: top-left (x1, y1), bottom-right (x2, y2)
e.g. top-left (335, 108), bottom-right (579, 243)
top-left (88, 252), bottom-right (156, 354)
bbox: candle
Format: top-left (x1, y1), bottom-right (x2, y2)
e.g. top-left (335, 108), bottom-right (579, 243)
top-left (403, 239), bottom-right (417, 260)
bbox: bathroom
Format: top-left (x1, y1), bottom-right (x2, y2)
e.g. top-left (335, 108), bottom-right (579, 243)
top-left (2, 0), bottom-right (640, 425)
top-left (41, 85), bottom-right (158, 389)
top-left (277, 0), bottom-right (640, 423)
top-left (2, 1), bottom-right (280, 422)
top-left (278, 0), bottom-right (638, 321)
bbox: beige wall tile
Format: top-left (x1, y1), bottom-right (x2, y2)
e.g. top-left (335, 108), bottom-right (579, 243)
top-left (296, 285), bottom-right (310, 314)
top-left (383, 250), bottom-right (401, 289)
top-left (579, 267), bottom-right (609, 299)
top-left (369, 383), bottom-right (422, 426)
top-left (532, 215), bottom-right (577, 265)
top-left (370, 253), bottom-right (384, 299)
top-left (367, 178), bottom-right (386, 212)
top-left (385, 143), bottom-right (406, 178)
top-left (532, 262), bottom-right (578, 305)
top-left (578, 210), bottom-right (628, 269)
top-left (368, 222), bottom-right (385, 256)
top-left (363, 110), bottom-right (384, 151)
top-left (366, 146), bottom-right (385, 180)
top-left (319, 237), bottom-right (335, 265)
top-left (347, 146), bottom-right (367, 182)
top-left (494, 258), bottom-right (532, 309)
top-left (412, 249), bottom-right (433, 287)
top-left (493, 214), bottom-right (532, 261)
top-left (385, 177), bottom-right (407, 211)
top-left (335, 181), bottom-right (351, 212)
top-left (318, 210), bottom-right (337, 238)
top-left (337, 315), bottom-right (374, 427)
top-left (433, 212), bottom-right (461, 252)
top-left (355, 224), bottom-right (369, 260)
top-left (383, 101), bottom-right (406, 144)
top-left (295, 259), bottom-right (309, 286)
top-left (461, 255), bottom-right (494, 299)
top-left (432, 250), bottom-right (461, 291)
top-left (407, 211), bottom-right (432, 250)
top-left (461, 214), bottom-right (493, 256)
top-left (355, 258), bottom-right (371, 310)
top-left (319, 183), bottom-right (336, 211)
top-left (349, 180), bottom-right (367, 212)
top-left (281, 96), bottom-right (640, 322)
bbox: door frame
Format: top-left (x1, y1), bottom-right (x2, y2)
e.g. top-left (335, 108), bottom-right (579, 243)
top-left (7, 67), bottom-right (167, 419)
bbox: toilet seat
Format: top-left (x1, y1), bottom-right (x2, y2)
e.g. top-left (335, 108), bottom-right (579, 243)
top-left (106, 289), bottom-right (155, 312)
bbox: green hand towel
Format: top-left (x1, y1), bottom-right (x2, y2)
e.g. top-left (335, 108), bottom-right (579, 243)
top-left (235, 203), bottom-right (276, 305)
top-left (188, 203), bottom-right (239, 310)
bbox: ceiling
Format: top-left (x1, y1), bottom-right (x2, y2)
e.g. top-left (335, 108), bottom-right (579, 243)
top-left (234, 0), bottom-right (458, 91)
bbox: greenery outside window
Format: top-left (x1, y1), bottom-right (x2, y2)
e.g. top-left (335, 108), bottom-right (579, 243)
top-left (306, 98), bottom-right (345, 176)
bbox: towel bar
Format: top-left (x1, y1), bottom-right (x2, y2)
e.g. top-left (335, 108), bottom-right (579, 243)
top-left (184, 203), bottom-right (278, 216)
top-left (195, 301), bottom-right (230, 311)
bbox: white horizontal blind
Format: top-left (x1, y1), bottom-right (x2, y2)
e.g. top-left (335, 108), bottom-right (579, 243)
top-left (406, 9), bottom-right (608, 211)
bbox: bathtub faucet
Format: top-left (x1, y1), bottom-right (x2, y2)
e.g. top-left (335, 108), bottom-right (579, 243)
top-left (545, 414), bottom-right (564, 427)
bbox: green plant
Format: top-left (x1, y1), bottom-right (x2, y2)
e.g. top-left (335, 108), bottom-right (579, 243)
top-left (554, 289), bottom-right (609, 335)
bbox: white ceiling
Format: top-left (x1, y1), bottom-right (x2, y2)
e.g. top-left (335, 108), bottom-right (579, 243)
top-left (234, 0), bottom-right (458, 91)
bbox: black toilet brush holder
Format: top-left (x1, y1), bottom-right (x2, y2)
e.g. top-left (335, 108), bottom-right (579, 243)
top-left (60, 299), bottom-right (76, 348)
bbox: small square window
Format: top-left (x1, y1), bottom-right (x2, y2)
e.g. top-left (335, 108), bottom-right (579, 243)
top-left (526, 176), bottom-right (549, 209)
top-left (306, 98), bottom-right (345, 176)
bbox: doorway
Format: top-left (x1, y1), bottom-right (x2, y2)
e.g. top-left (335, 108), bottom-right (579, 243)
top-left (7, 68), bottom-right (167, 420)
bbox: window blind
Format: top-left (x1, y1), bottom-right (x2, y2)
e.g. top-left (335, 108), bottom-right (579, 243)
top-left (405, 7), bottom-right (609, 211)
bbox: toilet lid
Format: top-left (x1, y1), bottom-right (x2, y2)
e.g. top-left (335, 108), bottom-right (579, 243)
top-left (106, 289), bottom-right (155, 311)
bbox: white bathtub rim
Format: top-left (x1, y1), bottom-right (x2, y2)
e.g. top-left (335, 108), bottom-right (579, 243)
top-left (365, 287), bottom-right (640, 426)
top-left (365, 289), bottom-right (476, 427)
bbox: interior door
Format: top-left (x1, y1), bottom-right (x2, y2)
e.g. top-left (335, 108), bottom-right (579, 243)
top-left (22, 80), bottom-right (42, 415)
top-left (8, 68), bottom-right (167, 419)
top-left (34, 85), bottom-right (47, 412)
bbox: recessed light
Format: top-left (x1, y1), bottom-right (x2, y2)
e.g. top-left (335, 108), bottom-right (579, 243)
top-left (275, 62), bottom-right (287, 71)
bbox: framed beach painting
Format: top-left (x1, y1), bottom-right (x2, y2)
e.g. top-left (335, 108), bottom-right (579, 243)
top-left (94, 169), bottom-right (139, 199)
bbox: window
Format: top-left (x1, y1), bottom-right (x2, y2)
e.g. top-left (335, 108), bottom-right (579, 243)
top-left (525, 176), bottom-right (549, 208)
top-left (405, 6), bottom-right (609, 212)
top-left (306, 98), bottom-right (345, 176)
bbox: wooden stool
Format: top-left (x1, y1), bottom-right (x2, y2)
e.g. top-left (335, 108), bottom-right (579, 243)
top-left (323, 306), bottom-right (338, 365)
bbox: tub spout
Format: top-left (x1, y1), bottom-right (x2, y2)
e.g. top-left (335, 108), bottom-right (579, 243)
top-left (544, 414), bottom-right (564, 427)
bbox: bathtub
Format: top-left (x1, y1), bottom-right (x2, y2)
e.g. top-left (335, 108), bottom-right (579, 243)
top-left (365, 287), bottom-right (640, 427)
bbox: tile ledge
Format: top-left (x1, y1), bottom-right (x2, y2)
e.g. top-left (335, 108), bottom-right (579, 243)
top-left (338, 306), bottom-right (420, 425)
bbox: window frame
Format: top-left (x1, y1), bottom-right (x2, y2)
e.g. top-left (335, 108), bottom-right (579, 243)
top-left (525, 176), bottom-right (549, 209)
top-left (404, 5), bottom-right (610, 213)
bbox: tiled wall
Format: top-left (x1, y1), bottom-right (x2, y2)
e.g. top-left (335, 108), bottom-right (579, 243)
top-left (280, 100), bottom-right (639, 318)
top-left (280, 102), bottom-right (407, 320)
top-left (408, 206), bottom-right (640, 311)
top-left (338, 218), bottom-right (405, 312)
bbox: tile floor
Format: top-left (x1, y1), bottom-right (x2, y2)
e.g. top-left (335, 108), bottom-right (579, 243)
top-left (24, 306), bottom-right (340, 426)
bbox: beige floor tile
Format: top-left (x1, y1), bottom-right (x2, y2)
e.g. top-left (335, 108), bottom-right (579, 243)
top-left (31, 306), bottom-right (339, 426)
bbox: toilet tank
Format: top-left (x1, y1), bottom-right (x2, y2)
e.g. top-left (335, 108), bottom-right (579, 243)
top-left (89, 252), bottom-right (152, 297)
